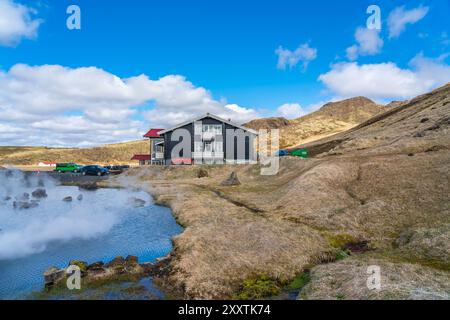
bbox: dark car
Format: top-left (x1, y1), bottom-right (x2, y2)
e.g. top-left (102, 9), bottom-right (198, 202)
top-left (80, 165), bottom-right (109, 176)
top-left (276, 149), bottom-right (289, 157)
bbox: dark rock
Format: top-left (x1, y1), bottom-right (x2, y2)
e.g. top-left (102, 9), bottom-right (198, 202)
top-left (125, 255), bottom-right (139, 265)
top-left (68, 260), bottom-right (88, 275)
top-left (20, 193), bottom-right (30, 201)
top-left (32, 188), bottom-right (47, 199)
top-left (62, 196), bottom-right (73, 202)
top-left (78, 182), bottom-right (98, 191)
top-left (87, 261), bottom-right (105, 272)
top-left (13, 201), bottom-right (39, 210)
top-left (128, 197), bottom-right (146, 208)
top-left (44, 267), bottom-right (65, 286)
top-left (197, 168), bottom-right (209, 178)
top-left (77, 194), bottom-right (83, 201)
top-left (413, 132), bottom-right (425, 138)
top-left (408, 153), bottom-right (414, 157)
top-left (420, 118), bottom-right (429, 123)
top-left (221, 171), bottom-right (241, 186)
top-left (106, 256), bottom-right (125, 268)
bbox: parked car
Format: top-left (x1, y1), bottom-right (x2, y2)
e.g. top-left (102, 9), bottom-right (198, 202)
top-left (276, 150), bottom-right (289, 157)
top-left (55, 163), bottom-right (82, 173)
top-left (291, 148), bottom-right (309, 159)
top-left (80, 165), bottom-right (109, 176)
top-left (102, 165), bottom-right (130, 175)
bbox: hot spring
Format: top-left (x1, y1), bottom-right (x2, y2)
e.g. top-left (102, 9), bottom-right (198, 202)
top-left (0, 169), bottom-right (183, 299)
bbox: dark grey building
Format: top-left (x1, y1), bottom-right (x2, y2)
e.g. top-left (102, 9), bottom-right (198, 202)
top-left (156, 113), bottom-right (258, 165)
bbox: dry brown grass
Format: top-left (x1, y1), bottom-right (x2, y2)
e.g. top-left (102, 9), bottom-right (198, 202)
top-left (302, 256), bottom-right (450, 300)
top-left (0, 140), bottom-right (149, 166)
top-left (107, 84), bottom-right (450, 299)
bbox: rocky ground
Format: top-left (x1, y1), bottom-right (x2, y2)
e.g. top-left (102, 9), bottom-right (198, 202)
top-left (107, 83), bottom-right (450, 300)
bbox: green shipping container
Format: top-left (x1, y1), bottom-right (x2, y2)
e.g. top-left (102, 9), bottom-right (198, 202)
top-left (291, 149), bottom-right (309, 159)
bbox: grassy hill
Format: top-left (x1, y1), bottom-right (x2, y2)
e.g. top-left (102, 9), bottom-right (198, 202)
top-left (245, 97), bottom-right (387, 149)
top-left (120, 83), bottom-right (450, 299)
top-left (0, 140), bottom-right (149, 166)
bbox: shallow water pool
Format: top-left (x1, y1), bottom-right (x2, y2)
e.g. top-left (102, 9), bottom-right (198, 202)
top-left (0, 171), bottom-right (182, 299)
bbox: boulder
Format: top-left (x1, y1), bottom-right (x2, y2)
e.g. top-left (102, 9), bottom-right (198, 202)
top-left (20, 193), bottom-right (30, 201)
top-left (220, 171), bottom-right (241, 186)
top-left (13, 201), bottom-right (39, 210)
top-left (32, 188), bottom-right (47, 199)
top-left (77, 194), bottom-right (83, 201)
top-left (68, 260), bottom-right (88, 274)
top-left (63, 196), bottom-right (73, 202)
top-left (87, 261), bottom-right (105, 272)
top-left (128, 197), bottom-right (146, 208)
top-left (78, 182), bottom-right (98, 191)
top-left (44, 267), bottom-right (65, 286)
top-left (125, 255), bottom-right (139, 266)
top-left (197, 168), bottom-right (209, 178)
top-left (106, 256), bottom-right (126, 268)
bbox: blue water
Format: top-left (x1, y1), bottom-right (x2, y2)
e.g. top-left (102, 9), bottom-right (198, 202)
top-left (0, 175), bottom-right (182, 300)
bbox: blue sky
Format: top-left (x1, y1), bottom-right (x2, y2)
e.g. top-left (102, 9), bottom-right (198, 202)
top-left (0, 0), bottom-right (449, 146)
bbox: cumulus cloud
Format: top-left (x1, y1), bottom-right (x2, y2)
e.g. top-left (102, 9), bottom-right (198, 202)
top-left (318, 54), bottom-right (450, 100)
top-left (0, 0), bottom-right (42, 46)
top-left (277, 103), bottom-right (305, 119)
top-left (0, 64), bottom-right (260, 147)
top-left (275, 43), bottom-right (317, 71)
top-left (346, 27), bottom-right (384, 61)
top-left (388, 5), bottom-right (429, 39)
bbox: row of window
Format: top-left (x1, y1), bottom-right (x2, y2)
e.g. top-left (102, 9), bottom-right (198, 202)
top-left (195, 141), bottom-right (223, 152)
top-left (202, 124), bottom-right (222, 134)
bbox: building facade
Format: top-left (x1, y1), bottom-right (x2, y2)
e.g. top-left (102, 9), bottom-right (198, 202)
top-left (145, 113), bottom-right (257, 165)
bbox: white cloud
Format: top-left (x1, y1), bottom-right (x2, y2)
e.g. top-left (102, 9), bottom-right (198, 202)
top-left (277, 103), bottom-right (305, 119)
top-left (0, 64), bottom-right (261, 147)
top-left (318, 54), bottom-right (450, 100)
top-left (388, 5), bottom-right (429, 39)
top-left (346, 27), bottom-right (384, 61)
top-left (275, 43), bottom-right (317, 71)
top-left (0, 0), bottom-right (42, 46)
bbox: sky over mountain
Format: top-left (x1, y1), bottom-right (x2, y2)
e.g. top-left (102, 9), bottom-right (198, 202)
top-left (0, 0), bottom-right (449, 147)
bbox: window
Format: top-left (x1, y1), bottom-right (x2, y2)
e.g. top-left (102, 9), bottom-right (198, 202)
top-left (214, 141), bottom-right (223, 152)
top-left (202, 124), bottom-right (222, 134)
top-left (203, 141), bottom-right (213, 152)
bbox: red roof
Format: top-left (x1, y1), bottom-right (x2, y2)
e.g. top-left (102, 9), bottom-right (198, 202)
top-left (131, 154), bottom-right (151, 161)
top-left (143, 128), bottom-right (164, 138)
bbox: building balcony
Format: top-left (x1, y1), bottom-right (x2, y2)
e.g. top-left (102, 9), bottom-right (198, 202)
top-left (152, 152), bottom-right (164, 160)
top-left (193, 151), bottom-right (224, 159)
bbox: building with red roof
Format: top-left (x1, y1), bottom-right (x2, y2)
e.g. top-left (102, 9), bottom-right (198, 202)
top-left (130, 154), bottom-right (151, 166)
top-left (143, 129), bottom-right (164, 138)
top-left (143, 128), bottom-right (165, 165)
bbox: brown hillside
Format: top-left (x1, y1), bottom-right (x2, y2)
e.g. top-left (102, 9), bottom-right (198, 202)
top-left (114, 83), bottom-right (450, 299)
top-left (244, 117), bottom-right (291, 130)
top-left (0, 140), bottom-right (149, 166)
top-left (245, 97), bottom-right (386, 148)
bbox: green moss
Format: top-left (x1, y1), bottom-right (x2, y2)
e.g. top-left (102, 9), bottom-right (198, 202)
top-left (69, 260), bottom-right (88, 273)
top-left (336, 293), bottom-right (345, 300)
top-left (31, 273), bottom-right (144, 300)
top-left (234, 274), bottom-right (281, 300)
top-left (286, 272), bottom-right (311, 291)
top-left (327, 233), bottom-right (359, 248)
top-left (335, 249), bottom-right (351, 261)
